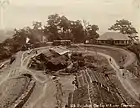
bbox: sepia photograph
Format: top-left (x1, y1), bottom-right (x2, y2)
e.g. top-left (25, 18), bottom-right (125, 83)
top-left (0, 0), bottom-right (140, 108)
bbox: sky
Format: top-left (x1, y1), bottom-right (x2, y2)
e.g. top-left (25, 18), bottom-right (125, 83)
top-left (1, 0), bottom-right (140, 36)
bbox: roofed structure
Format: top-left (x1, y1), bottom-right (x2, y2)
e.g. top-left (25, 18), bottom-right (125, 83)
top-left (49, 46), bottom-right (70, 56)
top-left (98, 32), bottom-right (131, 40)
top-left (97, 32), bottom-right (132, 45)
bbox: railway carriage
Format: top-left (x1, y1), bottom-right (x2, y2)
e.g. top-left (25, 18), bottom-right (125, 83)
top-left (52, 40), bottom-right (71, 46)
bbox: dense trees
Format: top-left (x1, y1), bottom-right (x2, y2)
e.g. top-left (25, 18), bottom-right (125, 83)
top-left (33, 21), bottom-right (43, 30)
top-left (44, 14), bottom-right (99, 43)
top-left (44, 14), bottom-right (74, 41)
top-left (70, 20), bottom-right (85, 43)
top-left (109, 19), bottom-right (138, 41)
top-left (0, 22), bottom-right (45, 59)
top-left (0, 15), bottom-right (139, 61)
top-left (8, 14), bottom-right (99, 45)
top-left (0, 14), bottom-right (99, 60)
top-left (85, 24), bottom-right (99, 42)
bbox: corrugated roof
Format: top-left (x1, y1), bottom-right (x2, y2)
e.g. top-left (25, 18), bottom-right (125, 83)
top-left (98, 32), bottom-right (131, 40)
top-left (49, 46), bottom-right (70, 55)
top-left (36, 50), bottom-right (53, 58)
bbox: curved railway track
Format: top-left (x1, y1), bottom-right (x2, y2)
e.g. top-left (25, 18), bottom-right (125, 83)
top-left (71, 47), bottom-right (133, 107)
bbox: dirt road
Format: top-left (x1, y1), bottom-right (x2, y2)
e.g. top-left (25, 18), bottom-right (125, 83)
top-left (0, 44), bottom-right (139, 107)
top-left (75, 44), bottom-right (136, 68)
top-left (79, 44), bottom-right (140, 104)
top-left (73, 44), bottom-right (139, 104)
top-left (21, 49), bottom-right (57, 108)
top-left (0, 51), bottom-right (23, 86)
top-left (98, 52), bottom-right (140, 104)
top-left (22, 47), bottom-right (75, 108)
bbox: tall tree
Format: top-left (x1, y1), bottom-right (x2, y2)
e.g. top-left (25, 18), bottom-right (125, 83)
top-left (82, 20), bottom-right (89, 36)
top-left (32, 21), bottom-right (44, 42)
top-left (70, 20), bottom-right (85, 43)
top-left (33, 21), bottom-right (42, 30)
top-left (44, 14), bottom-right (99, 43)
top-left (58, 15), bottom-right (73, 40)
top-left (109, 19), bottom-right (138, 41)
top-left (44, 14), bottom-right (73, 41)
top-left (44, 14), bottom-right (61, 41)
top-left (86, 24), bottom-right (99, 41)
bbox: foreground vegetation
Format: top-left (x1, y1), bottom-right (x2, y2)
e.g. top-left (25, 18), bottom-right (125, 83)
top-left (128, 43), bottom-right (140, 60)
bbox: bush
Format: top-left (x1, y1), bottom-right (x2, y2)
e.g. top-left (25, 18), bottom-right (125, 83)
top-left (128, 43), bottom-right (140, 60)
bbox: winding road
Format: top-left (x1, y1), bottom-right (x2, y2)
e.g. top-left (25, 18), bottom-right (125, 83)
top-left (98, 52), bottom-right (140, 103)
top-left (0, 44), bottom-right (140, 107)
top-left (72, 44), bottom-right (140, 104)
top-left (80, 44), bottom-right (140, 104)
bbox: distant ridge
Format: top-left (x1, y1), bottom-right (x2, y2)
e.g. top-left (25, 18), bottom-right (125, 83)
top-left (0, 29), bottom-right (14, 43)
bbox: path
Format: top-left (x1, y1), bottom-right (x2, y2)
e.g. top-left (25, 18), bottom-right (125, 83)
top-left (0, 44), bottom-right (139, 107)
top-left (0, 51), bottom-right (23, 86)
top-left (21, 48), bottom-right (57, 108)
top-left (98, 52), bottom-right (140, 103)
top-left (75, 44), bottom-right (136, 68)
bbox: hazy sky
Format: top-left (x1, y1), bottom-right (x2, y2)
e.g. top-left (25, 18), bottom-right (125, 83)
top-left (1, 0), bottom-right (140, 35)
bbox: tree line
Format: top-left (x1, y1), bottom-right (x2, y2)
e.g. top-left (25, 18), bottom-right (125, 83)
top-left (0, 14), bottom-right (138, 60)
top-left (0, 14), bottom-right (99, 60)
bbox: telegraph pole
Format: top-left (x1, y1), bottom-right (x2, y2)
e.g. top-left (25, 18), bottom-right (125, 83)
top-left (0, 0), bottom-right (9, 29)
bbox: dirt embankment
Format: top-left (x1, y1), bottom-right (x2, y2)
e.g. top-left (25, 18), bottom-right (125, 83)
top-left (11, 78), bottom-right (36, 108)
top-left (72, 44), bottom-right (140, 77)
top-left (80, 45), bottom-right (135, 66)
top-left (18, 45), bottom-right (139, 107)
top-left (67, 49), bottom-right (139, 107)
top-left (53, 75), bottom-right (75, 108)
top-left (0, 75), bottom-right (32, 108)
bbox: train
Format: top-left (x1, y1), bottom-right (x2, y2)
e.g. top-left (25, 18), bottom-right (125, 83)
top-left (52, 40), bottom-right (71, 46)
